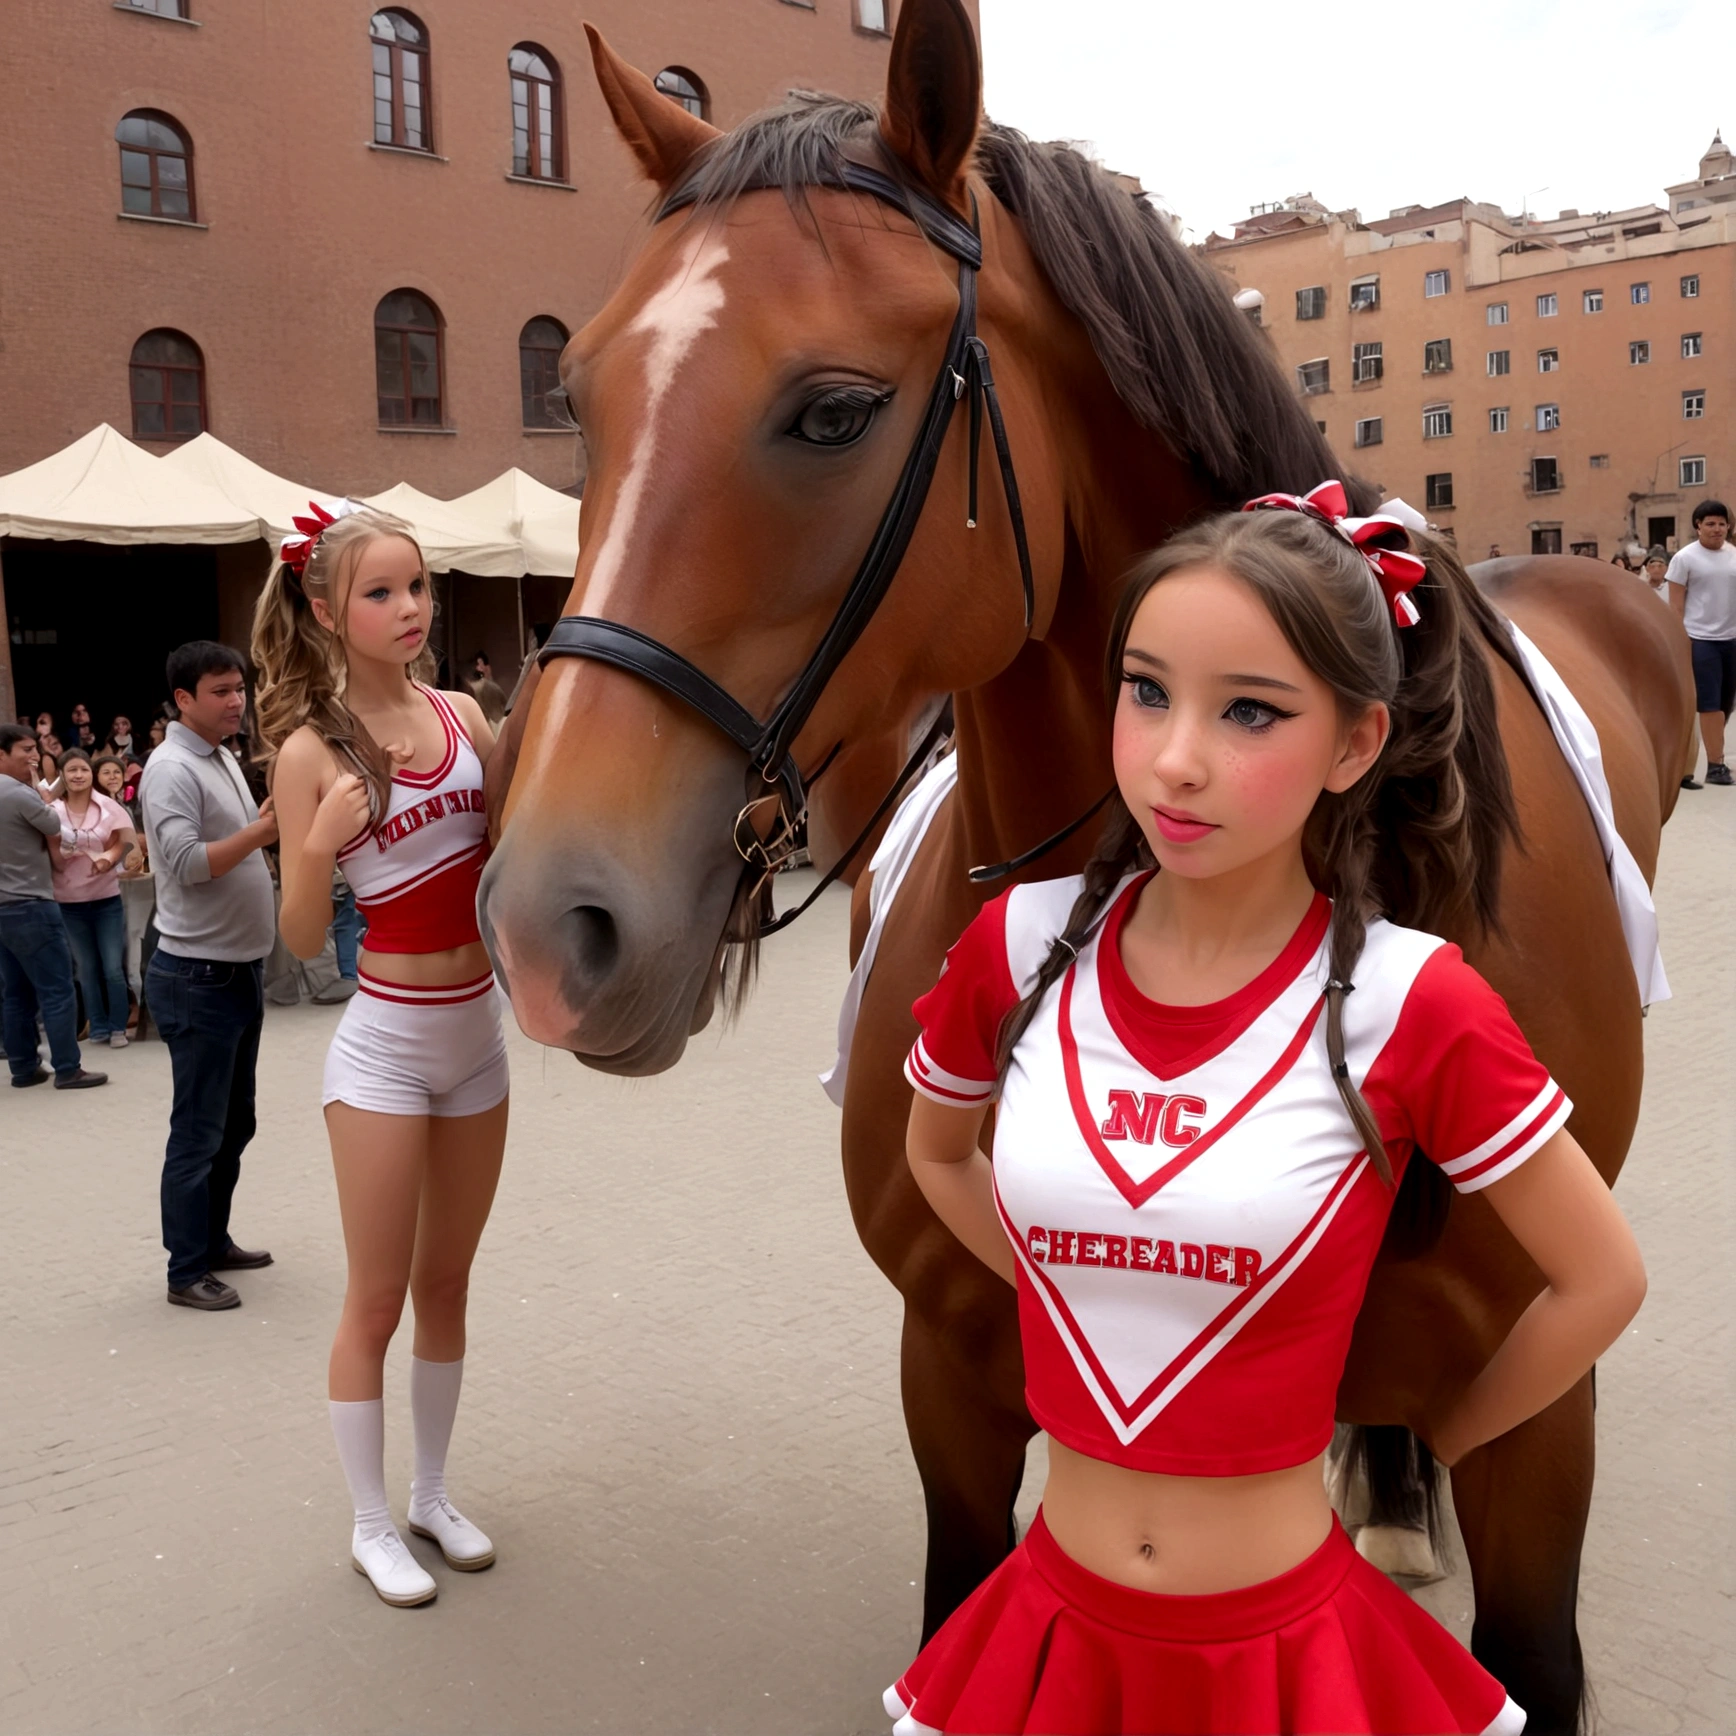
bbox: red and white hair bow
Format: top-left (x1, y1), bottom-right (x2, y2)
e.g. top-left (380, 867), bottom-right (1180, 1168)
top-left (279, 497), bottom-right (359, 581)
top-left (1240, 479), bottom-right (1426, 628)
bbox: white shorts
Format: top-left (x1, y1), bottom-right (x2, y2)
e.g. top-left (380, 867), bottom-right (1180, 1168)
top-left (322, 970), bottom-right (509, 1118)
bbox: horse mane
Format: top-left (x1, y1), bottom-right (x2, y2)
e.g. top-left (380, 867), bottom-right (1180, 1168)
top-left (665, 93), bottom-right (1367, 509)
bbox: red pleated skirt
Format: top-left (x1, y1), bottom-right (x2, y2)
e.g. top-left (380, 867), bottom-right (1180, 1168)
top-left (885, 1512), bottom-right (1523, 1735)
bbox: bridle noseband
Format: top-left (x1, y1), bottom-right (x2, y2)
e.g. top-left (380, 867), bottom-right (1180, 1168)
top-left (535, 160), bottom-right (1033, 935)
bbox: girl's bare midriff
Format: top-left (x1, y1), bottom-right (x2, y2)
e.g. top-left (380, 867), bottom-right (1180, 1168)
top-left (1040, 1438), bottom-right (1332, 1595)
top-left (358, 938), bottom-right (492, 988)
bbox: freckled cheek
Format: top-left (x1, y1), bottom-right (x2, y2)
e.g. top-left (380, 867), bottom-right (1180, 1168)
top-left (1217, 741), bottom-right (1326, 828)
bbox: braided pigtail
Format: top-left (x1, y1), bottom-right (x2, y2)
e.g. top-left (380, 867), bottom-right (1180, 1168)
top-left (993, 799), bottom-right (1154, 1081)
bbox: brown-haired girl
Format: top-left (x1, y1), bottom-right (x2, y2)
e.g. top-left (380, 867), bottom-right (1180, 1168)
top-left (253, 502), bottom-right (507, 1609)
top-left (888, 485), bottom-right (1645, 1734)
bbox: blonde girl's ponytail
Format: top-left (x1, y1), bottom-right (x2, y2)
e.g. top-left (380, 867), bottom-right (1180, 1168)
top-left (249, 505), bottom-right (436, 828)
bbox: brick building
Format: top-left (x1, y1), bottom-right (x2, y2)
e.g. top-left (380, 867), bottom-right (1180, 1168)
top-left (0, 0), bottom-right (945, 496)
top-left (0, 0), bottom-right (955, 723)
top-left (1205, 136), bottom-right (1734, 560)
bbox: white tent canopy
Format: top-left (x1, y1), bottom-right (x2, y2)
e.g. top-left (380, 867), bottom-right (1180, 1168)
top-left (448, 469), bottom-right (581, 582)
top-left (0, 426), bottom-right (579, 577)
top-left (0, 424), bottom-right (262, 544)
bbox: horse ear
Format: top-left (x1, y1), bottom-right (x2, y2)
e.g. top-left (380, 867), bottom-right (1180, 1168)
top-left (583, 24), bottom-right (720, 188)
top-left (877, 0), bottom-right (981, 211)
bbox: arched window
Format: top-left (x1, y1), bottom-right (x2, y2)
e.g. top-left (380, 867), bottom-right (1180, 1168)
top-left (519, 317), bottom-right (568, 428)
top-left (509, 45), bottom-right (563, 180)
top-left (130, 330), bottom-right (206, 440)
top-left (653, 67), bottom-right (707, 120)
top-left (116, 111), bottom-right (195, 220)
top-left (371, 10), bottom-right (431, 151)
top-left (375, 290), bottom-right (443, 426)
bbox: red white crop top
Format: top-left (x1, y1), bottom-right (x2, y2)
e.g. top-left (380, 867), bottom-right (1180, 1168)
top-left (906, 874), bottom-right (1570, 1478)
top-left (336, 687), bottom-right (488, 955)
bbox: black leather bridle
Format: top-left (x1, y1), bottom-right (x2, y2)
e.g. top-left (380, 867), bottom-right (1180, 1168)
top-left (535, 160), bottom-right (1034, 935)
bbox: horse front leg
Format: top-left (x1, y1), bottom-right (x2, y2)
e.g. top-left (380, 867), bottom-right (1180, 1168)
top-left (899, 1301), bottom-right (1035, 1643)
top-left (1449, 1371), bottom-right (1595, 1736)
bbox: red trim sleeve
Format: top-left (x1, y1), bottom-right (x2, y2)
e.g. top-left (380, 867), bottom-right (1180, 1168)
top-left (905, 892), bottom-right (1019, 1107)
top-left (1363, 946), bottom-right (1571, 1194)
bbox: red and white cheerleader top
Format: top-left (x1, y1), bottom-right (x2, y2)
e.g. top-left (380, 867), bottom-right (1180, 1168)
top-left (905, 873), bottom-right (1570, 1478)
top-left (336, 686), bottom-right (489, 954)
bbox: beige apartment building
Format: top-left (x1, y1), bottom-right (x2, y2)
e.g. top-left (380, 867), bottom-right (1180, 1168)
top-left (1205, 136), bottom-right (1735, 560)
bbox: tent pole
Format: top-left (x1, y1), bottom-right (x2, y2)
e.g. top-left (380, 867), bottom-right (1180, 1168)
top-left (0, 542), bottom-right (15, 724)
top-left (516, 574), bottom-right (527, 662)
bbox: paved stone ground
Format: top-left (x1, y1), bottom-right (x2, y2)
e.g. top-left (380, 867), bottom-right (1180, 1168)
top-left (0, 793), bottom-right (1728, 1734)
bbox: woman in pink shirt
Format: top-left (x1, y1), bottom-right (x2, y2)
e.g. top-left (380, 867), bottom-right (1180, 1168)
top-left (50, 749), bottom-right (137, 1048)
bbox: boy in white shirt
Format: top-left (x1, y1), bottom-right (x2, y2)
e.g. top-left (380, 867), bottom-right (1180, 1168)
top-left (1667, 499), bottom-right (1736, 787)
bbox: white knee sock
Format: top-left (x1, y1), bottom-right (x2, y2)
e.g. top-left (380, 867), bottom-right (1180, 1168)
top-left (329, 1399), bottom-right (394, 1542)
top-left (408, 1355), bottom-right (464, 1515)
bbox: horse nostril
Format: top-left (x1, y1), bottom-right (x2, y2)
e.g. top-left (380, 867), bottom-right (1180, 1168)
top-left (563, 903), bottom-right (620, 981)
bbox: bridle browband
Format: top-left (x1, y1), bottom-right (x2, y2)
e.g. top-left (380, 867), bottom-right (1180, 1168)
top-left (535, 158), bottom-right (1035, 935)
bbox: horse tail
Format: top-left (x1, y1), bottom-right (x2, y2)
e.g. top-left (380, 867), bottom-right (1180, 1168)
top-left (1339, 1423), bottom-right (1449, 1566)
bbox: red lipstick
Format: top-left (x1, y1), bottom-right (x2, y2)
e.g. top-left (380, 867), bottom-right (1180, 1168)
top-left (1152, 805), bottom-right (1217, 844)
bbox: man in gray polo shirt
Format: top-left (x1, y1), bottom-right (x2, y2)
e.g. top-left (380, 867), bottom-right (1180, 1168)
top-left (140, 643), bottom-right (279, 1312)
top-left (0, 724), bottom-right (106, 1089)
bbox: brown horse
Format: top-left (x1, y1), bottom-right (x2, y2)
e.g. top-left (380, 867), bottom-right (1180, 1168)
top-left (480, 4), bottom-right (1693, 1729)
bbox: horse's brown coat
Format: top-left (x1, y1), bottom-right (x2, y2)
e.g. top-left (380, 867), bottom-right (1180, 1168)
top-left (482, 6), bottom-right (1693, 1727)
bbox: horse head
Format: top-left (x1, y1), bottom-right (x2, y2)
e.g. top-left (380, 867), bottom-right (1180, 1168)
top-left (480, 0), bottom-right (1341, 1073)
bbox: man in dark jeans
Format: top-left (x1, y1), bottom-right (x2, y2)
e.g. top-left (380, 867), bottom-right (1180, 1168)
top-left (139, 644), bottom-right (279, 1311)
top-left (0, 725), bottom-right (106, 1090)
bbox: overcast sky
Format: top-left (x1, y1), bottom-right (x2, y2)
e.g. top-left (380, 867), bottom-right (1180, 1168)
top-left (978, 0), bottom-right (1725, 241)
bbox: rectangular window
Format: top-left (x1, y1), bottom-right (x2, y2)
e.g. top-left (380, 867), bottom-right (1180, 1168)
top-left (1590, 454), bottom-right (1610, 468)
top-left (1630, 340), bottom-right (1650, 364)
top-left (1683, 389), bottom-right (1705, 419)
top-left (1352, 341), bottom-right (1383, 383)
top-left (1570, 541), bottom-right (1598, 558)
top-left (1532, 527), bottom-right (1563, 554)
top-left (1489, 406), bottom-right (1509, 433)
top-left (1582, 289), bottom-right (1603, 313)
top-left (1354, 416), bottom-right (1383, 447)
top-left (1423, 403), bottom-right (1453, 439)
top-left (1538, 348), bottom-right (1560, 372)
top-left (1487, 302), bottom-right (1510, 325)
top-left (1425, 472), bottom-right (1454, 508)
top-left (1536, 293), bottom-right (1558, 317)
top-left (1297, 358), bottom-right (1330, 395)
top-left (1349, 275), bottom-right (1380, 311)
top-left (1683, 332), bottom-right (1703, 358)
top-left (1631, 282), bottom-right (1651, 304)
top-left (1424, 338), bottom-right (1453, 373)
top-left (1681, 274), bottom-right (1700, 299)
top-left (1487, 349), bottom-right (1510, 376)
top-left (1295, 286), bottom-right (1327, 320)
top-left (1531, 457), bottom-right (1561, 493)
top-left (856, 0), bottom-right (889, 30)
top-left (1536, 403), bottom-right (1560, 432)
top-left (1424, 269), bottom-right (1450, 297)
top-left (1681, 455), bottom-right (1707, 487)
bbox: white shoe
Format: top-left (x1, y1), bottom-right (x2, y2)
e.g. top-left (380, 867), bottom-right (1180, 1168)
top-left (108, 1032), bottom-right (129, 1049)
top-left (351, 1526), bottom-right (437, 1606)
top-left (407, 1494), bottom-right (495, 1570)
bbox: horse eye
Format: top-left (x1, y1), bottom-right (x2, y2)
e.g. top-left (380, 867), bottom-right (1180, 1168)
top-left (788, 388), bottom-right (889, 448)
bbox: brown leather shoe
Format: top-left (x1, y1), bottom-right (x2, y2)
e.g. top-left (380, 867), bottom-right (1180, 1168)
top-left (167, 1275), bottom-right (240, 1311)
top-left (53, 1068), bottom-right (108, 1089)
top-left (9, 1067), bottom-right (49, 1088)
top-left (211, 1241), bottom-right (274, 1271)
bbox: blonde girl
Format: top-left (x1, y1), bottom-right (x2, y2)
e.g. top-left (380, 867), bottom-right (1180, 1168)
top-left (253, 503), bottom-right (507, 1608)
